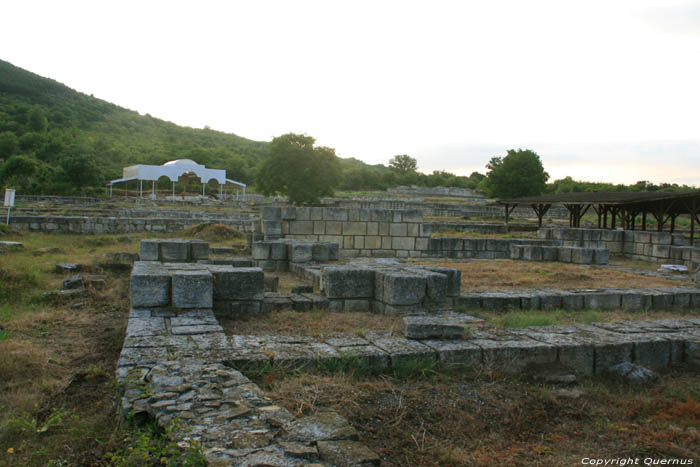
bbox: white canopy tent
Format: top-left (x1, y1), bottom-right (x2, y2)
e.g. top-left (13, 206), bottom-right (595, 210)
top-left (107, 159), bottom-right (246, 200)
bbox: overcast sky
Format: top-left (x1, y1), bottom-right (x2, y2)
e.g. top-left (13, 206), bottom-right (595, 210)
top-left (3, 0), bottom-right (700, 185)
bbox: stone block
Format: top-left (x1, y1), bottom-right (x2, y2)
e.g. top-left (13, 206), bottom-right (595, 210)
top-left (290, 221), bottom-right (314, 235)
top-left (421, 339), bottom-right (482, 366)
top-left (370, 209), bottom-right (393, 222)
top-left (365, 236), bottom-right (381, 249)
top-left (130, 268), bottom-right (171, 308)
top-left (473, 336), bottom-right (557, 371)
top-left (270, 241), bottom-right (288, 260)
top-left (415, 237), bottom-right (429, 251)
top-left (344, 299), bottom-right (372, 312)
top-left (212, 267), bottom-right (264, 300)
top-left (312, 243), bottom-right (330, 262)
top-left (171, 271), bottom-right (213, 308)
top-left (159, 239), bottom-right (190, 262)
top-left (481, 293), bottom-right (521, 310)
top-left (296, 207), bottom-right (311, 220)
top-left (389, 223), bottom-right (407, 237)
top-left (262, 206), bottom-right (282, 221)
top-left (321, 267), bottom-right (375, 298)
top-left (402, 210), bottom-right (423, 223)
top-left (392, 237), bottom-right (415, 250)
top-left (571, 247), bottom-right (593, 264)
top-left (376, 271), bottom-right (426, 306)
top-left (343, 236), bottom-right (354, 249)
top-left (541, 246), bottom-right (558, 262)
top-left (324, 208), bottom-right (348, 221)
top-left (403, 315), bottom-right (478, 339)
top-left (416, 266), bottom-right (461, 297)
top-left (140, 240), bottom-right (160, 261)
top-left (510, 244), bottom-right (524, 260)
top-left (326, 221), bottom-right (342, 235)
top-left (190, 241), bottom-right (209, 260)
top-left (288, 242), bottom-right (313, 263)
top-left (592, 248), bottom-right (609, 265)
top-left (342, 221), bottom-right (366, 236)
top-left (522, 245), bottom-right (543, 261)
top-left (583, 293), bottom-right (621, 310)
top-left (281, 207), bottom-right (297, 220)
top-left (252, 242), bottom-right (270, 260)
top-left (353, 236), bottom-right (365, 249)
top-left (620, 291), bottom-right (649, 310)
top-left (327, 243), bottom-right (340, 261)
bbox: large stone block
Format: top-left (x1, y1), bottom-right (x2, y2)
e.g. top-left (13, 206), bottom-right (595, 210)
top-left (140, 240), bottom-right (160, 261)
top-left (312, 243), bottom-right (330, 262)
top-left (391, 237), bottom-right (415, 251)
top-left (571, 247), bottom-right (593, 264)
top-left (370, 209), bottom-right (393, 222)
top-left (376, 271), bottom-right (426, 306)
top-left (592, 248), bottom-right (609, 265)
top-left (270, 241), bottom-right (288, 260)
top-left (159, 239), bottom-right (190, 262)
top-left (130, 267), bottom-right (171, 308)
top-left (389, 223), bottom-right (407, 237)
top-left (541, 246), bottom-right (558, 262)
top-left (324, 208), bottom-right (349, 221)
top-left (288, 242), bottom-right (313, 263)
top-left (290, 221), bottom-right (314, 235)
top-left (583, 292), bottom-right (621, 310)
top-left (212, 267), bottom-right (264, 300)
top-left (171, 271), bottom-right (213, 308)
top-left (415, 265), bottom-right (461, 297)
top-left (262, 206), bottom-right (281, 221)
top-left (252, 242), bottom-right (270, 260)
top-left (321, 267), bottom-right (375, 298)
top-left (190, 241), bottom-right (209, 260)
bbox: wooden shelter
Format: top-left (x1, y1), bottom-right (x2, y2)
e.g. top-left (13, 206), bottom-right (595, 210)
top-left (498, 191), bottom-right (700, 243)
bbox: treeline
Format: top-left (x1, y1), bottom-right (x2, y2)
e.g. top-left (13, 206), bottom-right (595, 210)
top-left (546, 177), bottom-right (696, 194)
top-left (0, 59), bottom-right (696, 199)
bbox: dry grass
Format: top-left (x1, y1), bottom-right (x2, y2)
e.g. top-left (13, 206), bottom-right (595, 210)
top-left (264, 368), bottom-right (700, 466)
top-left (218, 310), bottom-right (403, 337)
top-left (410, 259), bottom-right (689, 291)
top-left (266, 271), bottom-right (311, 294)
top-left (0, 230), bottom-right (133, 465)
top-left (181, 222), bottom-right (246, 245)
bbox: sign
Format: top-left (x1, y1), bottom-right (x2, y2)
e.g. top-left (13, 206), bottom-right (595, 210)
top-left (3, 189), bottom-right (14, 207)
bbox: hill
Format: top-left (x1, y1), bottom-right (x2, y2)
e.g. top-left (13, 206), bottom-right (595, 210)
top-left (0, 59), bottom-right (268, 194)
top-left (0, 58), bottom-right (485, 196)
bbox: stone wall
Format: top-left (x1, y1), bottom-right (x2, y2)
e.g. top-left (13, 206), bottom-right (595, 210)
top-left (261, 206), bottom-right (430, 258)
top-left (387, 185), bottom-right (485, 198)
top-left (322, 198), bottom-right (569, 220)
top-left (425, 222), bottom-right (539, 234)
top-left (252, 239), bottom-right (340, 272)
top-left (9, 215), bottom-right (252, 234)
top-left (539, 227), bottom-right (700, 267)
top-left (426, 237), bottom-right (557, 259)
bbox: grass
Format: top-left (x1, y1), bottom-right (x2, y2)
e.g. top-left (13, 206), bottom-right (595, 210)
top-left (218, 310), bottom-right (403, 337)
top-left (409, 259), bottom-right (689, 291)
top-left (262, 366), bottom-right (700, 466)
top-left (0, 227), bottom-right (218, 466)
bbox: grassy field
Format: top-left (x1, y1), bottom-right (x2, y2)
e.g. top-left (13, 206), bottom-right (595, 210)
top-left (259, 365), bottom-right (700, 466)
top-left (409, 259), bottom-right (689, 291)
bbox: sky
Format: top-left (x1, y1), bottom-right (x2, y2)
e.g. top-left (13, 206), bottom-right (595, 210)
top-left (2, 0), bottom-right (700, 186)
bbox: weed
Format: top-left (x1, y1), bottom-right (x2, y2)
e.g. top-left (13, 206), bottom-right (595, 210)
top-left (106, 415), bottom-right (206, 467)
top-left (4, 408), bottom-right (67, 435)
top-left (392, 357), bottom-right (439, 379)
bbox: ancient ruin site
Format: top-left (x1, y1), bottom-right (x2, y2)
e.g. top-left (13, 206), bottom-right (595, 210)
top-left (2, 187), bottom-right (699, 465)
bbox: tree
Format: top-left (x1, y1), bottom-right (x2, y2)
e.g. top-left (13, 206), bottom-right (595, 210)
top-left (256, 133), bottom-right (341, 205)
top-left (388, 154), bottom-right (417, 173)
top-left (60, 153), bottom-right (101, 188)
top-left (27, 106), bottom-right (48, 133)
top-left (0, 132), bottom-right (18, 158)
top-left (479, 149), bottom-right (549, 198)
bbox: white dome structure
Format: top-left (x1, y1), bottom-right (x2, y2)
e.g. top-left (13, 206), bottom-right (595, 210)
top-left (108, 159), bottom-right (246, 200)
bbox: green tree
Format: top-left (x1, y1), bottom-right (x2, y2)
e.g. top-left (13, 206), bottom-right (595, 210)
top-left (60, 153), bottom-right (101, 188)
top-left (0, 131), bottom-right (18, 158)
top-left (256, 133), bottom-right (341, 205)
top-left (388, 154), bottom-right (418, 173)
top-left (479, 149), bottom-right (549, 198)
top-left (27, 105), bottom-right (48, 133)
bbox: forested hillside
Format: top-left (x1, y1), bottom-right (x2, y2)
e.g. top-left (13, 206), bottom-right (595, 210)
top-left (0, 59), bottom-right (268, 194)
top-left (0, 59), bottom-right (485, 196)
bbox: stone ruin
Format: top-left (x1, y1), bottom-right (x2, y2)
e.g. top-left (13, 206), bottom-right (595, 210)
top-left (116, 233), bottom-right (700, 465)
